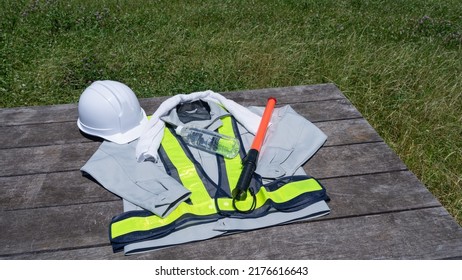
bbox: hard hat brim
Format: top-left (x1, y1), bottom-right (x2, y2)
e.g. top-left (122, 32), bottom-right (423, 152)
top-left (78, 109), bottom-right (148, 144)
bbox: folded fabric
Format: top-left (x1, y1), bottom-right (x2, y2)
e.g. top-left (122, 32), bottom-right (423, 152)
top-left (135, 90), bottom-right (263, 162)
top-left (81, 140), bottom-right (191, 218)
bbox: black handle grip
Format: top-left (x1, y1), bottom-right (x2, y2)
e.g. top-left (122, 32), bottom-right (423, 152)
top-left (233, 149), bottom-right (259, 200)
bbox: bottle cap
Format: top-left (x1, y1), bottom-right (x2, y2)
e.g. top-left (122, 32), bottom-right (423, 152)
top-left (175, 125), bottom-right (184, 135)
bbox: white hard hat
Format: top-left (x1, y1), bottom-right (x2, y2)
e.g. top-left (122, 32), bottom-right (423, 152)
top-left (77, 80), bottom-right (148, 144)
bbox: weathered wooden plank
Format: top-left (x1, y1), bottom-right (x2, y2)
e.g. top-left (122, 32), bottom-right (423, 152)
top-left (0, 170), bottom-right (441, 257)
top-left (288, 99), bottom-right (362, 122)
top-left (0, 84), bottom-right (344, 126)
top-left (0, 140), bottom-right (401, 180)
top-left (317, 118), bottom-right (382, 146)
top-left (319, 171), bottom-right (441, 219)
top-left (0, 121), bottom-right (90, 149)
top-left (1, 167), bottom-right (439, 221)
top-left (0, 100), bottom-right (365, 149)
top-left (2, 84), bottom-right (459, 261)
top-left (0, 171), bottom-right (117, 211)
top-left (0, 96), bottom-right (162, 127)
top-left (0, 99), bottom-right (372, 176)
top-left (0, 142), bottom-right (398, 211)
top-left (0, 118), bottom-right (382, 211)
top-left (4, 207), bottom-right (462, 259)
top-left (158, 207), bottom-right (461, 260)
top-left (0, 201), bottom-right (120, 256)
top-left (304, 142), bottom-right (407, 179)
top-left (0, 119), bottom-right (382, 176)
top-left (130, 206), bottom-right (462, 260)
top-left (0, 104), bottom-right (79, 127)
top-left (0, 245), bottom-right (119, 260)
top-left (0, 142), bottom-right (100, 177)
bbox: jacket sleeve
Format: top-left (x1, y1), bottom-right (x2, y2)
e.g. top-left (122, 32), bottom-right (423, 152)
top-left (81, 140), bottom-right (191, 218)
top-left (251, 105), bottom-right (327, 179)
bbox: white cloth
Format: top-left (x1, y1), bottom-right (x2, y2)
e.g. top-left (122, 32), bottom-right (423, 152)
top-left (135, 90), bottom-right (262, 162)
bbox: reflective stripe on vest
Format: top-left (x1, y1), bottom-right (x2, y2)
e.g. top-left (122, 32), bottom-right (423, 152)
top-left (110, 116), bottom-right (326, 245)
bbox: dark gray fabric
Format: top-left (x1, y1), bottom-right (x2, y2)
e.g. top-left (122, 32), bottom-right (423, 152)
top-left (176, 100), bottom-right (212, 123)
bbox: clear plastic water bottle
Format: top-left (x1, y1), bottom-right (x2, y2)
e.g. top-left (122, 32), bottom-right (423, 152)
top-left (175, 126), bottom-right (240, 158)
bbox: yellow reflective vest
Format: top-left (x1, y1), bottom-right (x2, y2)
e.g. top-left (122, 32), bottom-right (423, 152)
top-left (110, 115), bottom-right (330, 253)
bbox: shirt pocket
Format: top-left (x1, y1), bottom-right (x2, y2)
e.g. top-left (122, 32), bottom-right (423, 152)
top-left (256, 146), bottom-right (294, 179)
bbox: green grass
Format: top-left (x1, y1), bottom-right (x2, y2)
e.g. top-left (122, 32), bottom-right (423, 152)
top-left (1, 0), bottom-right (461, 224)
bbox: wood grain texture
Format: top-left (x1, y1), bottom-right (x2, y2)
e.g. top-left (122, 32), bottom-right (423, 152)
top-left (0, 103), bottom-right (78, 126)
top-left (0, 98), bottom-right (360, 149)
top-left (0, 84), bottom-right (343, 126)
top-left (0, 201), bottom-right (120, 256)
top-left (304, 142), bottom-right (407, 179)
top-left (0, 171), bottom-right (117, 211)
top-left (0, 142), bottom-right (403, 182)
top-left (1, 83), bottom-right (461, 260)
top-left (0, 115), bottom-right (372, 150)
top-left (0, 142), bottom-right (100, 177)
top-left (0, 170), bottom-right (444, 258)
top-left (0, 119), bottom-right (379, 214)
top-left (5, 207), bottom-right (461, 260)
top-left (0, 117), bottom-right (381, 211)
top-left (320, 171), bottom-right (442, 218)
top-left (317, 118), bottom-right (383, 146)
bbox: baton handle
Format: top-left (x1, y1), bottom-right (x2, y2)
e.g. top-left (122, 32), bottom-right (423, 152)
top-left (233, 97), bottom-right (277, 201)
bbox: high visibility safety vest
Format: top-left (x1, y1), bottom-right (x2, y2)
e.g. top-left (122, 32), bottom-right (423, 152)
top-left (110, 116), bottom-right (329, 252)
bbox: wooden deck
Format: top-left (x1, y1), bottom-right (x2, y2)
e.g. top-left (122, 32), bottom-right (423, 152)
top-left (1, 83), bottom-right (461, 259)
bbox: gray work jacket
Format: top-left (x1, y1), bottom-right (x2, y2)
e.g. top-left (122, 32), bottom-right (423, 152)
top-left (81, 100), bottom-right (329, 254)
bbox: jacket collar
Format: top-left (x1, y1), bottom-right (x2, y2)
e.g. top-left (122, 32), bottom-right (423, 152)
top-left (160, 100), bottom-right (230, 131)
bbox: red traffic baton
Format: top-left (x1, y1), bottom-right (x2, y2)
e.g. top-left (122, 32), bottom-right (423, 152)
top-left (233, 97), bottom-right (277, 211)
